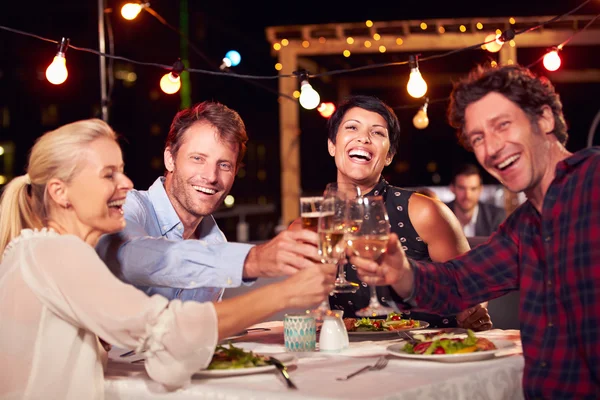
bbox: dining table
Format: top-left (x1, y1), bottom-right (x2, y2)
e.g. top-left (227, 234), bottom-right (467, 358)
top-left (104, 320), bottom-right (525, 400)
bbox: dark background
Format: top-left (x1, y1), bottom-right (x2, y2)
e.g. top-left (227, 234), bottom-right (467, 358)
top-left (1, 0), bottom-right (599, 239)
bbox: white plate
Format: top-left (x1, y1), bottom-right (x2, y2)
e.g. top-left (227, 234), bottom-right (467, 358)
top-left (386, 338), bottom-right (516, 363)
top-left (194, 353), bottom-right (297, 377)
top-left (348, 321), bottom-right (430, 337)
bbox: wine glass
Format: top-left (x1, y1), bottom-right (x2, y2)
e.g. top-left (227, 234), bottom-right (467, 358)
top-left (321, 182), bottom-right (361, 293)
top-left (346, 195), bottom-right (394, 317)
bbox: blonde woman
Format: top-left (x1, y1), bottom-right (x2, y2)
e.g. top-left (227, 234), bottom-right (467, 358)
top-left (0, 119), bottom-right (335, 399)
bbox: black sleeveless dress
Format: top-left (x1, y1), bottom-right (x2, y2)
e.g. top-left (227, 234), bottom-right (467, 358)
top-left (329, 178), bottom-right (458, 328)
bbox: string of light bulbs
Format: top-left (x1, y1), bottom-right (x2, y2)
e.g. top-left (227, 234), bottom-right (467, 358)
top-left (0, 0), bottom-right (596, 129)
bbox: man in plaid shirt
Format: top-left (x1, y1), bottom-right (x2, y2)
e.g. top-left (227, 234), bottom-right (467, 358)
top-left (351, 64), bottom-right (599, 399)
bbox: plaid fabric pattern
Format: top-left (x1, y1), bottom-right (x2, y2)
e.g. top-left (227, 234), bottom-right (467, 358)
top-left (410, 147), bottom-right (600, 399)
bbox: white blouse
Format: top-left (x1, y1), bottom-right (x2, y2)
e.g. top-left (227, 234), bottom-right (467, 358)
top-left (0, 229), bottom-right (218, 400)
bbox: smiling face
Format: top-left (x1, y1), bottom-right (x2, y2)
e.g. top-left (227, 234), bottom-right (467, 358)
top-left (328, 107), bottom-right (393, 192)
top-left (66, 137), bottom-right (133, 236)
top-left (464, 92), bottom-right (555, 195)
top-left (164, 121), bottom-right (238, 226)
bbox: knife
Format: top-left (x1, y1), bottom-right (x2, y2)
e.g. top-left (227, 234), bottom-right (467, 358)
top-left (267, 356), bottom-right (297, 389)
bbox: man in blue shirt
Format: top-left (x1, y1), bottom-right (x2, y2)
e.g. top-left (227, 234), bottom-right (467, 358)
top-left (97, 101), bottom-right (321, 302)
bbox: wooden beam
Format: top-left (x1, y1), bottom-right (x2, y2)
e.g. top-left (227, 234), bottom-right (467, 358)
top-left (277, 49), bottom-right (301, 226)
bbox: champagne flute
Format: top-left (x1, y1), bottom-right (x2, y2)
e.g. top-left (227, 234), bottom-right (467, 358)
top-left (346, 195), bottom-right (394, 317)
top-left (321, 182), bottom-right (361, 293)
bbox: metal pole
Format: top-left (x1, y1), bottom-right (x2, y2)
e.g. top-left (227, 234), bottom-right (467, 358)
top-left (98, 0), bottom-right (109, 121)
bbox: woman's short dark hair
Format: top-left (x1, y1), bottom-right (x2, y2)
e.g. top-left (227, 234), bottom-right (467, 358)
top-left (447, 64), bottom-right (568, 150)
top-left (165, 101), bottom-right (248, 167)
top-left (327, 95), bottom-right (401, 156)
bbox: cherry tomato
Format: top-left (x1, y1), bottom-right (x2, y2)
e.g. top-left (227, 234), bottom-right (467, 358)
top-left (434, 347), bottom-right (446, 354)
top-left (373, 321), bottom-right (381, 329)
top-left (391, 315), bottom-right (401, 321)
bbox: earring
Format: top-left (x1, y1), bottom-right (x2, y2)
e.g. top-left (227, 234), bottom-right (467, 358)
top-left (64, 202), bottom-right (71, 209)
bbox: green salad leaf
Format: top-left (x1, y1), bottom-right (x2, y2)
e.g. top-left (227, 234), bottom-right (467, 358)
top-left (207, 344), bottom-right (268, 370)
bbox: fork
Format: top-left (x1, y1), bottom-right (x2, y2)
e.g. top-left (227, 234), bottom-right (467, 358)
top-left (336, 356), bottom-right (389, 381)
top-left (397, 330), bottom-right (418, 345)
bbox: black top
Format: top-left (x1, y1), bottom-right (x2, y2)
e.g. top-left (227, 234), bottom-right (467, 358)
top-left (329, 178), bottom-right (458, 328)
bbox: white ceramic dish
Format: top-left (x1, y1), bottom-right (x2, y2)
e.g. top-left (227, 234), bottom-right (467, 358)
top-left (347, 321), bottom-right (429, 337)
top-left (194, 353), bottom-right (297, 377)
top-left (386, 339), bottom-right (516, 363)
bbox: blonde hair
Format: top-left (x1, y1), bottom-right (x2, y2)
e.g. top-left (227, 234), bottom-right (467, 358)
top-left (0, 119), bottom-right (117, 256)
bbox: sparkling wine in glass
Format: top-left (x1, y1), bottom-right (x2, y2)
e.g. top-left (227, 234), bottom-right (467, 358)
top-left (322, 182), bottom-right (361, 294)
top-left (346, 195), bottom-right (394, 317)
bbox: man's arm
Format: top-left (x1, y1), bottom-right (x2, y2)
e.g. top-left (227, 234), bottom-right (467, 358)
top-left (96, 215), bottom-right (254, 289)
top-left (350, 224), bottom-right (520, 315)
top-left (96, 193), bottom-right (323, 289)
top-left (408, 194), bottom-right (491, 330)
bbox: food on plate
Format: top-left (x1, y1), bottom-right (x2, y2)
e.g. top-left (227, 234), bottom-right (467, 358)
top-left (207, 344), bottom-right (268, 370)
top-left (402, 329), bottom-right (497, 355)
top-left (344, 312), bottom-right (421, 332)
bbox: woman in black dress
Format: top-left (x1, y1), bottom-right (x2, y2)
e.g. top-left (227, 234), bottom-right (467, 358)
top-left (326, 95), bottom-right (492, 331)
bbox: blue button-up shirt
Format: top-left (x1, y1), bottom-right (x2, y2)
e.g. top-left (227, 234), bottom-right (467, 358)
top-left (96, 177), bottom-right (254, 303)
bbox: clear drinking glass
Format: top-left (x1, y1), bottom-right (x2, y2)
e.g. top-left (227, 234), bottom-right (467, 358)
top-left (346, 195), bottom-right (394, 317)
top-left (299, 196), bottom-right (324, 232)
top-left (321, 182), bottom-right (361, 293)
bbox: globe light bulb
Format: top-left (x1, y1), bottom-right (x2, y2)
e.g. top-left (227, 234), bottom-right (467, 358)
top-left (407, 69), bottom-right (427, 99)
top-left (46, 54), bottom-right (68, 85)
top-left (317, 102), bottom-right (336, 118)
top-left (121, 3), bottom-right (143, 20)
top-left (299, 80), bottom-right (320, 110)
top-left (484, 33), bottom-right (503, 53)
top-left (160, 73), bottom-right (181, 94)
top-left (543, 50), bottom-right (561, 71)
top-left (406, 55), bottom-right (427, 99)
top-left (225, 50), bottom-right (241, 67)
top-left (413, 106), bottom-right (429, 129)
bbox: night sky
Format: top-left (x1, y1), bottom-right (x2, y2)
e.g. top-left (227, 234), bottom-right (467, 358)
top-left (1, 0), bottom-right (598, 239)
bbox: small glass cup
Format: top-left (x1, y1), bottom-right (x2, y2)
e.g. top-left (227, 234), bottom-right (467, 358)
top-left (284, 313), bottom-right (317, 352)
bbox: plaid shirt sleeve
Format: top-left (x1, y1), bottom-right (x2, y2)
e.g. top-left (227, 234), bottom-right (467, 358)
top-left (409, 218), bottom-right (521, 314)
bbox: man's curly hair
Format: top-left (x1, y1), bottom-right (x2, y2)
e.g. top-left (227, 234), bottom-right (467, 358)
top-left (447, 64), bottom-right (568, 150)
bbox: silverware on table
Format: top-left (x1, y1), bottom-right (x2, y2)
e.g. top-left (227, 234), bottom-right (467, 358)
top-left (120, 350), bottom-right (136, 357)
top-left (247, 328), bottom-right (271, 332)
top-left (336, 356), bottom-right (389, 381)
top-left (397, 330), bottom-right (418, 345)
top-left (267, 356), bottom-right (297, 389)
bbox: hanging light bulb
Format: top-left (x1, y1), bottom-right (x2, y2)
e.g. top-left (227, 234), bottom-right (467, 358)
top-left (225, 50), bottom-right (241, 67)
top-left (121, 3), bottom-right (145, 20)
top-left (46, 37), bottom-right (70, 85)
top-left (483, 33), bottom-right (503, 53)
top-left (406, 55), bottom-right (427, 99)
top-left (219, 50), bottom-right (242, 70)
top-left (294, 70), bottom-right (320, 110)
top-left (160, 59), bottom-right (185, 95)
top-left (413, 99), bottom-right (429, 129)
top-left (543, 49), bottom-right (561, 71)
top-left (317, 102), bottom-right (336, 118)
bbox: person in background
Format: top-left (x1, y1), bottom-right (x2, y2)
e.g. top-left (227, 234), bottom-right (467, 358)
top-left (0, 119), bottom-right (335, 399)
top-left (350, 64), bottom-right (600, 398)
top-left (446, 163), bottom-right (506, 237)
top-left (97, 101), bottom-right (323, 303)
top-left (323, 95), bottom-right (491, 331)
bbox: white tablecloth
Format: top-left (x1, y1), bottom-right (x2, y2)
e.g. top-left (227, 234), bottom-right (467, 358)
top-left (105, 322), bottom-right (524, 400)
